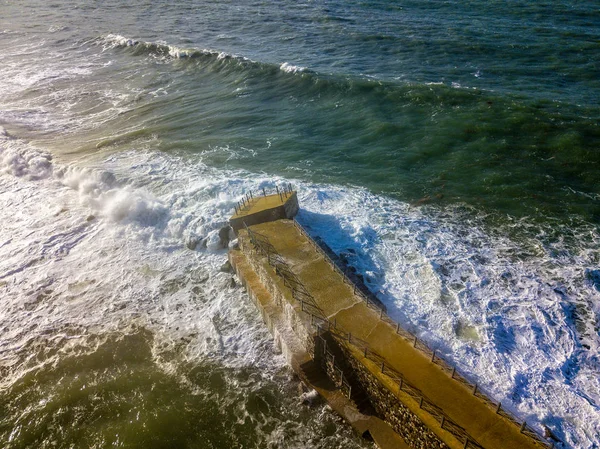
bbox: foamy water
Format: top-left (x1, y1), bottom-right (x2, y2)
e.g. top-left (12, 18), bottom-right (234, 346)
top-left (298, 186), bottom-right (600, 447)
top-left (1, 1), bottom-right (599, 446)
top-left (1, 130), bottom-right (598, 446)
top-left (0, 135), bottom-right (374, 448)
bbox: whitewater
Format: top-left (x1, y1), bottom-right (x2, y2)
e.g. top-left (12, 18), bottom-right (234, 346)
top-left (2, 124), bottom-right (599, 446)
top-left (1, 0), bottom-right (600, 447)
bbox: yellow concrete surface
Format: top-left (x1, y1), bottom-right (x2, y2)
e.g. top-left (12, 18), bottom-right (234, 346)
top-left (229, 247), bottom-right (412, 449)
top-left (241, 219), bottom-right (543, 449)
top-left (232, 192), bottom-right (293, 219)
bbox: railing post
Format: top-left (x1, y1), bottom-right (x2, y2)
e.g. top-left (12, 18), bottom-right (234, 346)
top-left (496, 402), bottom-right (501, 414)
top-left (473, 384), bottom-right (478, 395)
top-left (520, 421), bottom-right (526, 433)
top-left (262, 187), bottom-right (266, 197)
top-left (419, 397), bottom-right (424, 408)
top-left (440, 416), bottom-right (445, 428)
top-left (413, 335), bottom-right (418, 347)
top-left (451, 367), bottom-right (456, 379)
top-left (431, 350), bottom-right (436, 362)
top-left (381, 361), bottom-right (385, 373)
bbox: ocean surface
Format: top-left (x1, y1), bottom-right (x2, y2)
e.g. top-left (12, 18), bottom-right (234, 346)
top-left (1, 1), bottom-right (599, 448)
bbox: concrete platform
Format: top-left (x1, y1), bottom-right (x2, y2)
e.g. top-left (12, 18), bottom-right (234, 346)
top-left (235, 219), bottom-right (546, 449)
top-left (230, 190), bottom-right (298, 233)
top-left (229, 243), bottom-right (412, 449)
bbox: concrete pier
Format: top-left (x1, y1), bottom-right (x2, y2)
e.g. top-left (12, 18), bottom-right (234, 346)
top-left (228, 190), bottom-right (551, 449)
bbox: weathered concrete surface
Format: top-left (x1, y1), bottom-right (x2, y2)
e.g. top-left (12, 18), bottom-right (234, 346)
top-left (230, 191), bottom-right (298, 233)
top-left (229, 246), bottom-right (412, 449)
top-left (237, 219), bottom-right (541, 449)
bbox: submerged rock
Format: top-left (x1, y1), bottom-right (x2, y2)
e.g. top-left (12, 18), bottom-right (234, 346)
top-left (219, 226), bottom-right (232, 248)
top-left (300, 389), bottom-right (320, 407)
top-left (220, 261), bottom-right (233, 273)
top-left (185, 235), bottom-right (200, 250)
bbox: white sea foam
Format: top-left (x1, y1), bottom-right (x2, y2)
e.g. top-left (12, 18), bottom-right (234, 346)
top-left (0, 137), bottom-right (54, 180)
top-left (296, 186), bottom-right (600, 448)
top-left (102, 33), bottom-right (139, 49)
top-left (0, 140), bottom-right (288, 396)
top-left (280, 62), bottom-right (306, 73)
top-left (1, 137), bottom-right (598, 448)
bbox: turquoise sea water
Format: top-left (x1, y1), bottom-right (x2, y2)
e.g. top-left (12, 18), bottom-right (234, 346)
top-left (1, 1), bottom-right (599, 448)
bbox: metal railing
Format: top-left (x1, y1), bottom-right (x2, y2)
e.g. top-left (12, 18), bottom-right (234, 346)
top-left (234, 183), bottom-right (294, 215)
top-left (291, 219), bottom-right (554, 448)
top-left (244, 224), bottom-right (327, 323)
top-left (316, 333), bottom-right (353, 400)
top-left (292, 219), bottom-right (384, 311)
top-left (240, 223), bottom-right (554, 449)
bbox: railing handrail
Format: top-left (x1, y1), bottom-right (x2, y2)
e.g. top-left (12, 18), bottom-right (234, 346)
top-left (233, 183), bottom-right (294, 215)
top-left (240, 223), bottom-right (553, 449)
top-left (290, 219), bottom-right (553, 448)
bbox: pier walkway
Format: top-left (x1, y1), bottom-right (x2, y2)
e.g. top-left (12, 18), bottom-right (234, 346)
top-left (229, 191), bottom-right (551, 449)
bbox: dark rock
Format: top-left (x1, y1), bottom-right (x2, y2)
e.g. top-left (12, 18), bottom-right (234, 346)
top-left (86, 215), bottom-right (96, 222)
top-left (185, 236), bottom-right (200, 250)
top-left (219, 226), bottom-right (232, 248)
top-left (229, 277), bottom-right (236, 288)
top-left (220, 261), bottom-right (233, 273)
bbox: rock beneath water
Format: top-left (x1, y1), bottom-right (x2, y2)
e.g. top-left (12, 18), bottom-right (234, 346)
top-left (220, 261), bottom-right (233, 273)
top-left (219, 226), bottom-right (232, 249)
top-left (229, 277), bottom-right (236, 288)
top-left (185, 235), bottom-right (201, 250)
top-left (300, 389), bottom-right (320, 407)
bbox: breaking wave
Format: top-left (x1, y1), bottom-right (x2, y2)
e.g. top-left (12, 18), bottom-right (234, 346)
top-left (99, 34), bottom-right (312, 78)
top-left (1, 131), bottom-right (598, 447)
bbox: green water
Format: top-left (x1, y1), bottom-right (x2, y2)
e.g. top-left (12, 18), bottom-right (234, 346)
top-left (1, 0), bottom-right (599, 448)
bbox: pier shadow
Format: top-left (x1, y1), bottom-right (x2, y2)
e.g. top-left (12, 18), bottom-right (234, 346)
top-left (295, 209), bottom-right (387, 311)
